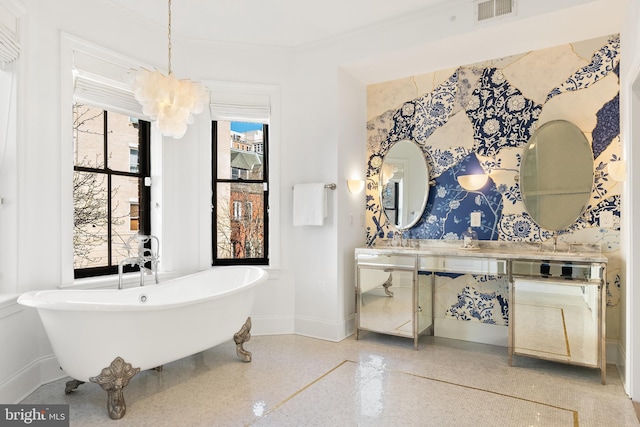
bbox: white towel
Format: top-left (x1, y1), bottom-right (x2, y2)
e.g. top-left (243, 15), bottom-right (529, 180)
top-left (293, 183), bottom-right (327, 226)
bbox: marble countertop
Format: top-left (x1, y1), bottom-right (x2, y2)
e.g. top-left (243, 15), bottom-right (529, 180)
top-left (356, 240), bottom-right (607, 263)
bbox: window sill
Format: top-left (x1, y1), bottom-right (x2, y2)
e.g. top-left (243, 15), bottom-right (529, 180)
top-left (0, 293), bottom-right (22, 320)
top-left (0, 293), bottom-right (19, 306)
top-left (262, 266), bottom-right (280, 280)
top-left (65, 271), bottom-right (179, 290)
top-left (64, 266), bottom-right (278, 291)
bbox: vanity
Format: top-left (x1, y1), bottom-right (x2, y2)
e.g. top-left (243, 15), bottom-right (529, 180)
top-left (355, 242), bottom-right (607, 383)
top-left (362, 120), bottom-right (608, 382)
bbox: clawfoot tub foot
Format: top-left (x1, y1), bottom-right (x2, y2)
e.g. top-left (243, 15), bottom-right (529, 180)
top-left (89, 356), bottom-right (140, 420)
top-left (64, 379), bottom-right (84, 394)
top-left (382, 272), bottom-right (394, 297)
top-left (234, 317), bottom-right (252, 362)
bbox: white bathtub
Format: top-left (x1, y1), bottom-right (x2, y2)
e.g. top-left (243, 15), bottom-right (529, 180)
top-left (18, 266), bottom-right (267, 418)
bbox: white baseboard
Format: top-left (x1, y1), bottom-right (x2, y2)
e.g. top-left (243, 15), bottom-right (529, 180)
top-left (607, 339), bottom-right (626, 389)
top-left (251, 314), bottom-right (294, 336)
top-left (0, 354), bottom-right (65, 404)
top-left (294, 314), bottom-right (355, 342)
top-left (606, 339), bottom-right (621, 365)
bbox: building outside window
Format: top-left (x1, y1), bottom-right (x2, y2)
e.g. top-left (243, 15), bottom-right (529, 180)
top-left (233, 201), bottom-right (243, 221)
top-left (129, 201), bottom-right (140, 231)
top-left (212, 121), bottom-right (268, 265)
top-left (245, 201), bottom-right (253, 221)
top-left (129, 147), bottom-right (139, 173)
top-left (73, 103), bottom-right (151, 277)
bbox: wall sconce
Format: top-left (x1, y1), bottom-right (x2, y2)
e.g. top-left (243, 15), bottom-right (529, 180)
top-left (608, 160), bottom-right (627, 182)
top-left (380, 164), bottom-right (397, 187)
top-left (457, 173), bottom-right (488, 191)
top-left (347, 179), bottom-right (365, 194)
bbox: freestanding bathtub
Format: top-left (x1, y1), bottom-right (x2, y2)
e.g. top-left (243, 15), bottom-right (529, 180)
top-left (17, 265), bottom-right (267, 419)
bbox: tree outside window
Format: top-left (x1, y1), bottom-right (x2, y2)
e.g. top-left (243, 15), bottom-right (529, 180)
top-left (73, 103), bottom-right (150, 277)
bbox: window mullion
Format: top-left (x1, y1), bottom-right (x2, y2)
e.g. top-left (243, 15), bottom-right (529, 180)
top-left (107, 173), bottom-right (113, 266)
top-left (140, 120), bottom-right (151, 236)
top-left (103, 111), bottom-right (109, 171)
top-left (103, 111), bottom-right (111, 267)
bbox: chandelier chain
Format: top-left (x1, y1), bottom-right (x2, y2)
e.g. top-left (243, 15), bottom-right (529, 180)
top-left (167, 0), bottom-right (172, 75)
top-left (134, 0), bottom-right (205, 138)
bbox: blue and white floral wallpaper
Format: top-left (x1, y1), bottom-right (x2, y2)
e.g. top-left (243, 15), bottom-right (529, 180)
top-left (366, 34), bottom-right (621, 337)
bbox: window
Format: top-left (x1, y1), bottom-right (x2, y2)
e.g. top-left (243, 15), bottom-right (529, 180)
top-left (233, 201), bottom-right (242, 221)
top-left (231, 167), bottom-right (241, 180)
top-left (73, 103), bottom-right (151, 277)
top-left (129, 147), bottom-right (139, 173)
top-left (212, 121), bottom-right (268, 265)
top-left (245, 201), bottom-right (253, 221)
top-left (129, 201), bottom-right (140, 231)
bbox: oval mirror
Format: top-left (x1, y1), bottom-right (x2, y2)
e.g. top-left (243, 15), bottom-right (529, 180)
top-left (520, 120), bottom-right (593, 231)
top-left (380, 139), bottom-right (430, 230)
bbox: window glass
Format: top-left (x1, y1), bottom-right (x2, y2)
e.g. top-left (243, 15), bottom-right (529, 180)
top-left (110, 174), bottom-right (141, 264)
top-left (129, 202), bottom-right (140, 231)
top-left (72, 170), bottom-right (108, 268)
top-left (213, 121), bottom-right (268, 265)
top-left (107, 112), bottom-right (139, 173)
top-left (233, 200), bottom-right (243, 220)
top-left (73, 103), bottom-right (150, 276)
top-left (216, 182), bottom-right (266, 260)
top-left (73, 105), bottom-right (105, 168)
top-left (130, 148), bottom-right (139, 173)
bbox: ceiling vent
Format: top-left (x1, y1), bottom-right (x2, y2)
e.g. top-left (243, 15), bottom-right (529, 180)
top-left (475, 0), bottom-right (515, 22)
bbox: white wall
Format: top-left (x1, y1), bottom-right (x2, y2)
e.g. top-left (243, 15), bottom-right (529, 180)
top-left (341, 0), bottom-right (626, 84)
top-left (337, 68), bottom-right (367, 337)
top-left (287, 50), bottom-right (341, 339)
top-left (0, 63), bottom-right (18, 297)
top-left (287, 62), bottom-right (367, 341)
top-left (620, 0), bottom-right (640, 399)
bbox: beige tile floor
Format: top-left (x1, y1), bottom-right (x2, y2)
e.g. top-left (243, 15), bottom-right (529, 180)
top-left (22, 333), bottom-right (639, 426)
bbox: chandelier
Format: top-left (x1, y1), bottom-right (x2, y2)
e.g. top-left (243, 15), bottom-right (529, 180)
top-left (133, 0), bottom-right (207, 139)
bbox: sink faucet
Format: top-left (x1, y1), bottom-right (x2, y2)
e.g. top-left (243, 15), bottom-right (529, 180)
top-left (118, 235), bottom-right (160, 290)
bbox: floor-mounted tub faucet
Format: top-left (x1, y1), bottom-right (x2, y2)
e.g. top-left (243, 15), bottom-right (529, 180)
top-left (118, 235), bottom-right (160, 290)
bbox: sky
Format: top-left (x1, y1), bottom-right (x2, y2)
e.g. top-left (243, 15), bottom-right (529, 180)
top-left (231, 122), bottom-right (263, 133)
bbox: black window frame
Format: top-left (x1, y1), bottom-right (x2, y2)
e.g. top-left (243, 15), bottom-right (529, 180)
top-left (73, 107), bottom-right (151, 278)
top-left (212, 121), bottom-right (269, 266)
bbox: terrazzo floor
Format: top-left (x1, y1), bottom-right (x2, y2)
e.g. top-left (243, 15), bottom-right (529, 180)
top-left (21, 333), bottom-right (639, 426)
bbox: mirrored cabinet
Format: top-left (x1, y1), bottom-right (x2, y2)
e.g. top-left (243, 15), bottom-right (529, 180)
top-left (355, 244), bottom-right (607, 382)
top-left (355, 252), bottom-right (432, 349)
top-left (509, 259), bottom-right (606, 383)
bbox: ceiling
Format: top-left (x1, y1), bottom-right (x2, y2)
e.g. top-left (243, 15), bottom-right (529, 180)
top-left (107, 0), bottom-right (451, 48)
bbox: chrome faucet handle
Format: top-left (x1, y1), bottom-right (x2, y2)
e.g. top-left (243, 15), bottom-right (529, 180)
top-left (122, 235), bottom-right (138, 258)
top-left (134, 234), bottom-right (160, 259)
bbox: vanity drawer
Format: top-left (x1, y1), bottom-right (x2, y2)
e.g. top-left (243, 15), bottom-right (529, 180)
top-left (511, 259), bottom-right (604, 283)
top-left (420, 256), bottom-right (507, 275)
top-left (356, 253), bottom-right (416, 269)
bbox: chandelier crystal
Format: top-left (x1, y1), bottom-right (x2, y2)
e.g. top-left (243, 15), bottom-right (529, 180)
top-left (133, 0), bottom-right (207, 139)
